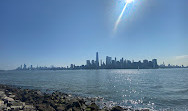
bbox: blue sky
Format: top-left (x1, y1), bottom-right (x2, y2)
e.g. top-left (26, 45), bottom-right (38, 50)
top-left (0, 0), bottom-right (188, 70)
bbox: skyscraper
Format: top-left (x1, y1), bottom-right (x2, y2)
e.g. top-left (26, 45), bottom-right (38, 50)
top-left (152, 59), bottom-right (158, 68)
top-left (100, 60), bottom-right (102, 66)
top-left (86, 60), bottom-right (91, 66)
top-left (92, 60), bottom-right (95, 65)
top-left (23, 64), bottom-right (27, 70)
top-left (106, 56), bottom-right (112, 66)
top-left (96, 52), bottom-right (99, 67)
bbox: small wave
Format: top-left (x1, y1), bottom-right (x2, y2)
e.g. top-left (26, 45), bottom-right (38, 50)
top-left (176, 89), bottom-right (188, 94)
top-left (151, 85), bottom-right (163, 89)
top-left (155, 98), bottom-right (188, 107)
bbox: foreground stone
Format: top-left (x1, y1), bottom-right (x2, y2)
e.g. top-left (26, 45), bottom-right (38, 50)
top-left (0, 84), bottom-right (152, 111)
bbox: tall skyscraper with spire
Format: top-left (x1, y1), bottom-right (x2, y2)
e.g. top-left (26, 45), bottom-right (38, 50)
top-left (96, 52), bottom-right (99, 68)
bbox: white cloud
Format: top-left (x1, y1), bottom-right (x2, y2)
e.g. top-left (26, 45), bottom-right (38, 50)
top-left (175, 55), bottom-right (188, 60)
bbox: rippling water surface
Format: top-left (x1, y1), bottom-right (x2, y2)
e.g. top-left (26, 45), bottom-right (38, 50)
top-left (0, 69), bottom-right (188, 110)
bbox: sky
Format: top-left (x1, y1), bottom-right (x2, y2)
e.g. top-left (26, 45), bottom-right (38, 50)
top-left (0, 0), bottom-right (188, 70)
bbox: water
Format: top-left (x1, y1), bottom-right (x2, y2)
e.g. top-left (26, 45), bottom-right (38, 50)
top-left (0, 69), bottom-right (188, 110)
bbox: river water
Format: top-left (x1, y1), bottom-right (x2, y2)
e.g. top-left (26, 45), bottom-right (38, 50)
top-left (0, 69), bottom-right (188, 110)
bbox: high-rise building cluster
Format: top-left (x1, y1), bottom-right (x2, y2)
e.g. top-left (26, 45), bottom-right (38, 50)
top-left (84, 52), bottom-right (158, 69)
top-left (16, 52), bottom-right (187, 70)
top-left (16, 64), bottom-right (68, 70)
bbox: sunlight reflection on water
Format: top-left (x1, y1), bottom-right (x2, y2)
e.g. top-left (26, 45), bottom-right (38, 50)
top-left (0, 69), bottom-right (188, 110)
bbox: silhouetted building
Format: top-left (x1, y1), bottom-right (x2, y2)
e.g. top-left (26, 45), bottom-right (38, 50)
top-left (16, 52), bottom-right (174, 70)
top-left (91, 60), bottom-right (95, 65)
top-left (152, 59), bottom-right (158, 68)
top-left (143, 60), bottom-right (149, 64)
top-left (96, 52), bottom-right (99, 68)
top-left (120, 58), bottom-right (124, 68)
top-left (100, 60), bottom-right (102, 67)
top-left (70, 64), bottom-right (74, 69)
top-left (30, 65), bottom-right (33, 70)
top-left (23, 64), bottom-right (27, 70)
top-left (106, 56), bottom-right (112, 66)
top-left (86, 60), bottom-right (91, 66)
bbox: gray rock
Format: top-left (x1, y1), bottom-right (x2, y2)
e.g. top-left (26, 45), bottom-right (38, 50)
top-left (0, 100), bottom-right (4, 105)
top-left (88, 103), bottom-right (99, 111)
top-left (0, 100), bottom-right (6, 110)
top-left (10, 101), bottom-right (23, 110)
top-left (56, 105), bottom-right (66, 111)
top-left (24, 105), bottom-right (35, 110)
top-left (11, 105), bottom-right (23, 110)
top-left (3, 96), bottom-right (14, 102)
top-left (141, 109), bottom-right (150, 111)
top-left (0, 91), bottom-right (6, 99)
top-left (111, 106), bottom-right (124, 111)
top-left (9, 94), bottom-right (16, 98)
top-left (6, 106), bottom-right (11, 110)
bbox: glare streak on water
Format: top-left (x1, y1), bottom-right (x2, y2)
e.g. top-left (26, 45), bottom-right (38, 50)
top-left (0, 69), bottom-right (188, 110)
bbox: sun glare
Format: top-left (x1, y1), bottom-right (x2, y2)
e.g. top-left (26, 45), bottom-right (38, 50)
top-left (126, 0), bottom-right (134, 3)
top-left (114, 0), bottom-right (134, 32)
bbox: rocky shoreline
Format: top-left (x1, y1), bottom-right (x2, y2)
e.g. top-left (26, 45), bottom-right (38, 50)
top-left (0, 84), bottom-right (150, 111)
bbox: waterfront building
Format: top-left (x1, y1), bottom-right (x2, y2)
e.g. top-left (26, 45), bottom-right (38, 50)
top-left (91, 60), bottom-right (95, 65)
top-left (106, 56), bottom-right (112, 66)
top-left (23, 64), bottom-right (27, 70)
top-left (120, 58), bottom-right (124, 68)
top-left (152, 59), bottom-right (158, 68)
top-left (100, 60), bottom-right (102, 67)
top-left (96, 52), bottom-right (99, 68)
top-left (143, 60), bottom-right (149, 64)
top-left (15, 52), bottom-right (171, 70)
top-left (86, 60), bottom-right (91, 66)
top-left (149, 61), bottom-right (153, 68)
top-left (70, 64), bottom-right (74, 69)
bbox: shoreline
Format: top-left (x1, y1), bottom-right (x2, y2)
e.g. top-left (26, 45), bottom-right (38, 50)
top-left (0, 84), bottom-right (151, 111)
top-left (1, 68), bottom-right (188, 72)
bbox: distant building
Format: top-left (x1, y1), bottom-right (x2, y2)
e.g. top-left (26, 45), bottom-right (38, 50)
top-left (120, 58), bottom-right (124, 68)
top-left (15, 52), bottom-right (167, 70)
top-left (152, 59), bottom-right (158, 68)
top-left (96, 52), bottom-right (99, 68)
top-left (100, 60), bottom-right (102, 66)
top-left (149, 61), bottom-right (153, 68)
top-left (127, 60), bottom-right (131, 64)
top-left (91, 60), bottom-right (95, 65)
top-left (106, 56), bottom-right (112, 66)
top-left (23, 64), bottom-right (27, 70)
top-left (143, 60), bottom-right (149, 64)
top-left (86, 60), bottom-right (91, 66)
top-left (70, 64), bottom-right (74, 69)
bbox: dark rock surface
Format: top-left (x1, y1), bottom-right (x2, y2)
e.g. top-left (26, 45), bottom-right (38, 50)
top-left (0, 84), bottom-right (151, 111)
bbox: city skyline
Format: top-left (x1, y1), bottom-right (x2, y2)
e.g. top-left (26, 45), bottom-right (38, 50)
top-left (16, 52), bottom-right (187, 70)
top-left (0, 0), bottom-right (188, 70)
top-left (1, 51), bottom-right (188, 70)
top-left (0, 1), bottom-right (187, 110)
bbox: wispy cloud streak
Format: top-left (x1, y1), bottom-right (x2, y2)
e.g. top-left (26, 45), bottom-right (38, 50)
top-left (175, 55), bottom-right (188, 60)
